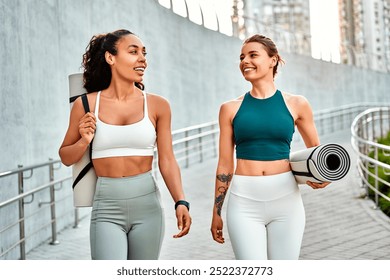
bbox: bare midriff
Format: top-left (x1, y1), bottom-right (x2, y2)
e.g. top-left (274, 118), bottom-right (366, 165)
top-left (235, 158), bottom-right (291, 176)
top-left (93, 156), bottom-right (153, 177)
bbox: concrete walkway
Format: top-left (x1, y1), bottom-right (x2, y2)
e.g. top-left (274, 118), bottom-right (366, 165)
top-left (26, 130), bottom-right (390, 260)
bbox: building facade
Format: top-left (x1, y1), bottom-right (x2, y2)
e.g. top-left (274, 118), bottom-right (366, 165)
top-left (233, 0), bottom-right (311, 55)
top-left (339, 0), bottom-right (390, 72)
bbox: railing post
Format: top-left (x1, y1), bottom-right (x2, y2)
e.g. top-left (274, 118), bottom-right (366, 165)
top-left (48, 159), bottom-right (59, 245)
top-left (17, 164), bottom-right (26, 260)
top-left (349, 110), bottom-right (353, 127)
top-left (185, 131), bottom-right (189, 168)
top-left (198, 127), bottom-right (203, 163)
top-left (212, 123), bottom-right (217, 157)
top-left (363, 114), bottom-right (370, 196)
top-left (372, 111), bottom-right (376, 140)
top-left (379, 108), bottom-right (383, 139)
top-left (388, 108), bottom-right (390, 136)
top-left (356, 122), bottom-right (363, 193)
top-left (74, 208), bottom-right (80, 228)
top-left (331, 114), bottom-right (334, 133)
top-left (374, 146), bottom-right (379, 209)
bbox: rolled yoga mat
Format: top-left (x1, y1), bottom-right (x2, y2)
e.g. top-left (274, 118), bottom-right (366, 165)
top-left (68, 73), bottom-right (96, 207)
top-left (289, 143), bottom-right (351, 184)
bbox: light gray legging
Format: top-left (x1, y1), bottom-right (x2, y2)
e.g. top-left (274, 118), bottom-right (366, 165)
top-left (226, 171), bottom-right (305, 260)
top-left (90, 171), bottom-right (164, 260)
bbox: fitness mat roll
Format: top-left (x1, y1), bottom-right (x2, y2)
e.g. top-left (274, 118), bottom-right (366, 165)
top-left (289, 143), bottom-right (351, 184)
top-left (68, 73), bottom-right (97, 207)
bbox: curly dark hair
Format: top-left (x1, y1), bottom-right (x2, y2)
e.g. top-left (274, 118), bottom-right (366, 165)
top-left (82, 29), bottom-right (144, 93)
top-left (244, 34), bottom-right (285, 77)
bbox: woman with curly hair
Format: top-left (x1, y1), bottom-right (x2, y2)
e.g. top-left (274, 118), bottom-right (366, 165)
top-left (59, 29), bottom-right (191, 260)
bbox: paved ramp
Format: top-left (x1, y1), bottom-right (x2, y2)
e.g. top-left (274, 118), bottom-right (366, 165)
top-left (26, 130), bottom-right (390, 260)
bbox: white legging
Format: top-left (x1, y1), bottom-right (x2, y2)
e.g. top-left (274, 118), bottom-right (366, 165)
top-left (226, 171), bottom-right (305, 260)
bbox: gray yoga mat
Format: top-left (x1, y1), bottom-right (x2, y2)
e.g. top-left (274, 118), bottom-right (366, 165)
top-left (290, 143), bottom-right (351, 184)
top-left (68, 73), bottom-right (96, 207)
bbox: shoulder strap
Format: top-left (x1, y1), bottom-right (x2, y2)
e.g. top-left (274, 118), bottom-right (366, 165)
top-left (81, 93), bottom-right (90, 113)
top-left (72, 94), bottom-right (94, 190)
top-left (72, 162), bottom-right (93, 189)
top-left (142, 91), bottom-right (148, 117)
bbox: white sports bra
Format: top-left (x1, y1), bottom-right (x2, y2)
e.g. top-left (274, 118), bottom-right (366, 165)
top-left (92, 91), bottom-right (156, 159)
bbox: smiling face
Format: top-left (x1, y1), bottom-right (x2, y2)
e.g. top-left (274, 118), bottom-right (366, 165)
top-left (106, 34), bottom-right (147, 84)
top-left (239, 42), bottom-right (276, 82)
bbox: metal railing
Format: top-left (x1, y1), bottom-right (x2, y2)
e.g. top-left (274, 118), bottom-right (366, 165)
top-left (314, 102), bottom-right (388, 136)
top-left (1, 102), bottom-right (388, 259)
top-left (351, 107), bottom-right (390, 209)
top-left (0, 160), bottom-right (72, 260)
top-left (152, 121), bottom-right (219, 178)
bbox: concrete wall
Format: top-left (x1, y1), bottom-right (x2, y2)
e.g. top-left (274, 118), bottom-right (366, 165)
top-left (1, 0), bottom-right (390, 170)
top-left (277, 52), bottom-right (390, 109)
top-left (0, 0), bottom-right (389, 258)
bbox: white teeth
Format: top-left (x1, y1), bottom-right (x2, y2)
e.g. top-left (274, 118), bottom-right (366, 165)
top-left (134, 67), bottom-right (145, 71)
top-left (244, 67), bottom-right (255, 72)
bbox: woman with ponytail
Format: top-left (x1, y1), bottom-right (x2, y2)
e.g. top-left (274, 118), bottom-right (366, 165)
top-left (210, 34), bottom-right (329, 260)
top-left (59, 29), bottom-right (191, 260)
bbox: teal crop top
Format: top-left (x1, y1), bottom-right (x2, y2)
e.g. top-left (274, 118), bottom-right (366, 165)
top-left (232, 90), bottom-right (295, 161)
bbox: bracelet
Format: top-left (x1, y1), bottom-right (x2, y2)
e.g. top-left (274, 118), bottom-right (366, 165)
top-left (175, 200), bottom-right (190, 211)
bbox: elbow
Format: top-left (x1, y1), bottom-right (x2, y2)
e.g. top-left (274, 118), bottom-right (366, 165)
top-left (58, 149), bottom-right (72, 167)
top-left (62, 161), bottom-right (72, 167)
top-left (306, 141), bottom-right (321, 148)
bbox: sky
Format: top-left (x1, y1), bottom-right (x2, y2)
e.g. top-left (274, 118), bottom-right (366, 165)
top-left (309, 0), bottom-right (341, 63)
top-left (158, 0), bottom-right (341, 63)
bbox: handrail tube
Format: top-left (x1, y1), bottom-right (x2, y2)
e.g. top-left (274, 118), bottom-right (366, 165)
top-left (357, 161), bottom-right (390, 189)
top-left (358, 162), bottom-right (390, 189)
top-left (18, 167), bottom-right (26, 259)
top-left (357, 166), bottom-right (390, 202)
top-left (0, 219), bottom-right (21, 235)
top-left (0, 160), bottom-right (62, 178)
top-left (48, 162), bottom-right (59, 245)
top-left (0, 176), bottom-right (71, 208)
top-left (172, 129), bottom-right (219, 145)
top-left (172, 121), bottom-right (218, 135)
top-left (354, 149), bottom-right (390, 170)
top-left (352, 113), bottom-right (390, 128)
top-left (351, 107), bottom-right (390, 209)
top-left (173, 139), bottom-right (215, 154)
top-left (352, 138), bottom-right (390, 154)
top-left (1, 217), bottom-right (60, 259)
top-left (0, 240), bottom-right (24, 258)
top-left (314, 102), bottom-right (385, 114)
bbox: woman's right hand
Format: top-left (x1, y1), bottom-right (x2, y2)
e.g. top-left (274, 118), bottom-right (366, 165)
top-left (211, 214), bottom-right (225, 244)
top-left (78, 112), bottom-right (96, 144)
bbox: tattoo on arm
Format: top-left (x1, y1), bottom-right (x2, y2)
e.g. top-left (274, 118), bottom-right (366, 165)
top-left (215, 186), bottom-right (227, 216)
top-left (214, 173), bottom-right (233, 216)
top-left (217, 173), bottom-right (232, 185)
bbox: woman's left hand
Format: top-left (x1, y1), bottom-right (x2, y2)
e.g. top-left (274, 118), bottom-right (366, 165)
top-left (306, 181), bottom-right (330, 189)
top-left (173, 205), bottom-right (192, 238)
